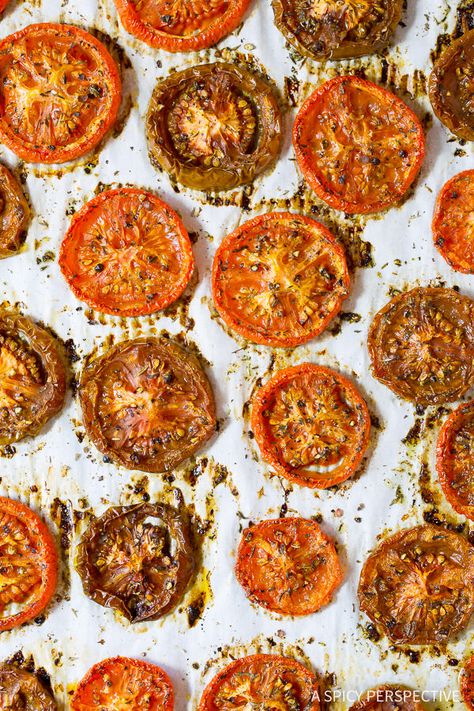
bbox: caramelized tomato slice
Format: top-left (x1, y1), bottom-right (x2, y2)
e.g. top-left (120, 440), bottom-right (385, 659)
top-left (114, 0), bottom-right (251, 52)
top-left (212, 212), bottom-right (350, 347)
top-left (437, 401), bottom-right (474, 521)
top-left (0, 664), bottom-right (57, 709)
top-left (0, 23), bottom-right (121, 164)
top-left (146, 63), bottom-right (282, 192)
top-left (71, 657), bottom-right (173, 710)
top-left (461, 656), bottom-right (474, 711)
top-left (273, 0), bottom-right (403, 60)
top-left (293, 75), bottom-right (425, 214)
top-left (350, 685), bottom-right (426, 711)
top-left (0, 163), bottom-right (29, 259)
top-left (358, 525), bottom-right (474, 645)
top-left (198, 654), bottom-right (320, 710)
top-left (429, 29), bottom-right (474, 141)
top-left (0, 310), bottom-right (66, 445)
top-left (433, 170), bottom-right (474, 274)
top-left (80, 337), bottom-right (215, 472)
top-left (76, 503), bottom-right (194, 623)
top-left (0, 497), bottom-right (58, 632)
top-left (59, 188), bottom-right (194, 317)
top-left (368, 287), bottom-right (474, 405)
top-left (251, 363), bottom-right (370, 489)
top-left (236, 517), bottom-right (343, 616)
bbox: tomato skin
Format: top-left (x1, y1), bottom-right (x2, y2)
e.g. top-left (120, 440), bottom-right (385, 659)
top-left (437, 401), bottom-right (474, 521)
top-left (0, 163), bottom-right (29, 259)
top-left (349, 685), bottom-right (426, 711)
top-left (461, 656), bottom-right (474, 711)
top-left (0, 664), bottom-right (57, 709)
top-left (71, 657), bottom-right (174, 710)
top-left (114, 0), bottom-right (252, 52)
top-left (433, 170), bottom-right (474, 274)
top-left (0, 24), bottom-right (121, 164)
top-left (293, 75), bottom-right (425, 214)
top-left (0, 1), bottom-right (9, 11)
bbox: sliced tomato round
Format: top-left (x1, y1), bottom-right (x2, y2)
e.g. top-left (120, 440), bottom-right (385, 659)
top-left (293, 75), bottom-right (425, 214)
top-left (198, 654), bottom-right (320, 710)
top-left (146, 62), bottom-right (282, 192)
top-left (0, 2), bottom-right (9, 11)
top-left (0, 163), bottom-right (29, 259)
top-left (0, 664), bottom-right (57, 709)
top-left (273, 0), bottom-right (403, 60)
top-left (79, 337), bottom-right (215, 472)
top-left (76, 502), bottom-right (194, 623)
top-left (251, 363), bottom-right (370, 489)
top-left (437, 401), bottom-right (474, 521)
top-left (71, 657), bottom-right (173, 710)
top-left (350, 685), bottom-right (425, 711)
top-left (461, 656), bottom-right (474, 711)
top-left (114, 0), bottom-right (251, 52)
top-left (429, 29), bottom-right (474, 142)
top-left (0, 309), bottom-right (67, 445)
top-left (59, 188), bottom-right (194, 317)
top-left (358, 524), bottom-right (474, 645)
top-left (433, 170), bottom-right (474, 274)
top-left (236, 517), bottom-right (343, 616)
top-left (0, 23), bottom-right (121, 164)
top-left (212, 212), bottom-right (350, 347)
top-left (368, 287), bottom-right (474, 405)
top-left (0, 497), bottom-right (58, 631)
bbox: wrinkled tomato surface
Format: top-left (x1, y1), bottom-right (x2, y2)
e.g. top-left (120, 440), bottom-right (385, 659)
top-left (0, 163), bottom-right (29, 259)
top-left (437, 401), bottom-right (474, 521)
top-left (0, 23), bottom-right (121, 164)
top-left (198, 654), bottom-right (320, 710)
top-left (236, 517), bottom-right (343, 616)
top-left (59, 188), bottom-right (194, 317)
top-left (358, 525), bottom-right (474, 645)
top-left (146, 62), bottom-right (282, 192)
top-left (293, 75), bottom-right (425, 214)
top-left (349, 685), bottom-right (426, 711)
top-left (461, 656), bottom-right (474, 711)
top-left (212, 212), bottom-right (350, 347)
top-left (76, 503), bottom-right (194, 623)
top-left (0, 664), bottom-right (57, 709)
top-left (79, 337), bottom-right (215, 472)
top-left (368, 287), bottom-right (474, 405)
top-left (433, 170), bottom-right (474, 273)
top-left (251, 363), bottom-right (370, 489)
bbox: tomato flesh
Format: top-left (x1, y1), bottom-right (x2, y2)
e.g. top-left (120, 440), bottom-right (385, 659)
top-left (350, 685), bottom-right (425, 711)
top-left (0, 664), bottom-right (57, 709)
top-left (437, 401), bottom-right (474, 521)
top-left (461, 656), bottom-right (474, 711)
top-left (0, 164), bottom-right (29, 258)
top-left (433, 170), bottom-right (474, 273)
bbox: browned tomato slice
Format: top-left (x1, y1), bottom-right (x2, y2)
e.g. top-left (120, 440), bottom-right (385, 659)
top-left (368, 287), bottom-right (474, 405)
top-left (432, 170), bottom-right (474, 273)
top-left (437, 401), bottom-right (474, 521)
top-left (212, 212), bottom-right (350, 347)
top-left (0, 164), bottom-right (29, 258)
top-left (462, 655), bottom-right (474, 711)
top-left (350, 686), bottom-right (426, 711)
top-left (273, 0), bottom-right (403, 60)
top-left (59, 188), bottom-right (194, 317)
top-left (146, 63), bottom-right (282, 192)
top-left (236, 517), bottom-right (343, 616)
top-left (251, 363), bottom-right (370, 489)
top-left (293, 75), bottom-right (425, 214)
top-left (429, 29), bottom-right (474, 141)
top-left (76, 502), bottom-right (194, 623)
top-left (198, 654), bottom-right (320, 710)
top-left (0, 310), bottom-right (67, 445)
top-left (358, 525), bottom-right (474, 645)
top-left (0, 664), bottom-right (57, 709)
top-left (79, 337), bottom-right (216, 472)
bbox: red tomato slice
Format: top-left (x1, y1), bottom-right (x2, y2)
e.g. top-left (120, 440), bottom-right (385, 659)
top-left (437, 401), bottom-right (474, 521)
top-left (293, 75), bottom-right (425, 214)
top-left (0, 1), bottom-right (9, 12)
top-left (433, 170), bottom-right (474, 273)
top-left (59, 188), bottom-right (194, 317)
top-left (462, 655), bottom-right (474, 711)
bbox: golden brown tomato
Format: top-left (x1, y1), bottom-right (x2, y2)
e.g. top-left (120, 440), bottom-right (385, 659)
top-left (349, 685), bottom-right (426, 711)
top-left (0, 164), bottom-right (29, 258)
top-left (0, 664), bottom-right (57, 709)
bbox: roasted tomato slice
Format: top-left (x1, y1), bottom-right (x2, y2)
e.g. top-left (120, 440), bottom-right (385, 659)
top-left (358, 525), bottom-right (474, 645)
top-left (293, 75), bottom-right (425, 214)
top-left (437, 401), bottom-right (474, 521)
top-left (71, 657), bottom-right (173, 710)
top-left (368, 287), bottom-right (474, 406)
top-left (80, 337), bottom-right (215, 472)
top-left (429, 29), bottom-right (474, 141)
top-left (0, 664), bottom-right (57, 709)
top-left (251, 363), bottom-right (370, 489)
top-left (0, 23), bottom-right (121, 164)
top-left (212, 212), bottom-right (350, 347)
top-left (146, 62), bottom-right (282, 192)
top-left (59, 188), bottom-right (194, 317)
top-left (76, 502), bottom-right (194, 623)
top-left (0, 310), bottom-right (66, 445)
top-left (236, 517), bottom-right (343, 616)
top-left (0, 163), bottom-right (29, 259)
top-left (349, 685), bottom-right (425, 711)
top-left (433, 170), bottom-right (474, 274)
top-left (0, 1), bottom-right (9, 12)
top-left (113, 0), bottom-right (251, 52)
top-left (461, 656), bottom-right (474, 711)
top-left (198, 654), bottom-right (320, 710)
top-left (0, 497), bottom-right (58, 631)
top-left (272, 0), bottom-right (403, 61)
